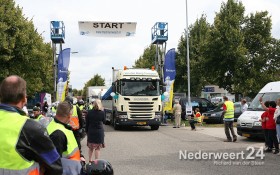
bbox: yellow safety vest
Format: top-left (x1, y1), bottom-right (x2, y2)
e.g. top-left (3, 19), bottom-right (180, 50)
top-left (51, 107), bottom-right (57, 113)
top-left (47, 120), bottom-right (81, 175)
top-left (0, 110), bottom-right (40, 175)
top-left (79, 105), bottom-right (84, 111)
top-left (69, 105), bottom-right (79, 130)
top-left (224, 101), bottom-right (234, 119)
top-left (89, 104), bottom-right (93, 110)
top-left (47, 120), bottom-right (80, 160)
top-left (35, 114), bottom-right (43, 121)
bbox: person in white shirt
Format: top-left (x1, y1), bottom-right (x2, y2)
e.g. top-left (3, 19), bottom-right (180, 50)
top-left (274, 98), bottom-right (280, 146)
top-left (241, 99), bottom-right (248, 113)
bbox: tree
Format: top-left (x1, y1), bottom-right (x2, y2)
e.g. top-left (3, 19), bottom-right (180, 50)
top-left (203, 0), bottom-right (246, 93)
top-left (133, 44), bottom-right (157, 68)
top-left (238, 11), bottom-right (279, 97)
top-left (0, 0), bottom-right (53, 97)
top-left (175, 14), bottom-right (211, 96)
top-left (81, 74), bottom-right (105, 99)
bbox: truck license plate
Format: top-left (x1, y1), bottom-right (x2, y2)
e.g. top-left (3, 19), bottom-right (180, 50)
top-left (203, 116), bottom-right (208, 119)
top-left (242, 133), bottom-right (250, 137)
top-left (137, 122), bottom-right (146, 125)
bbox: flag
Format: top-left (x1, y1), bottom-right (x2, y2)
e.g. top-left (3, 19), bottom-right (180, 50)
top-left (57, 48), bottom-right (70, 102)
top-left (163, 48), bottom-right (176, 111)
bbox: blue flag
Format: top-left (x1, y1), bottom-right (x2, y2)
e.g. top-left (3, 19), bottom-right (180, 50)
top-left (57, 48), bottom-right (70, 102)
top-left (163, 48), bottom-right (176, 111)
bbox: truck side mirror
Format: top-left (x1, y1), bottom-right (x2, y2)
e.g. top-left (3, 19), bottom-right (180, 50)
top-left (112, 83), bottom-right (116, 92)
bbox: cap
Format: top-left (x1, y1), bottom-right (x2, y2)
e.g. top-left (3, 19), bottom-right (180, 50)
top-left (33, 106), bottom-right (40, 112)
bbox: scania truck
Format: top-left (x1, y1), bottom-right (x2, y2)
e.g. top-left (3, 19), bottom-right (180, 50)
top-left (102, 67), bottom-right (163, 130)
top-left (237, 81), bottom-right (280, 138)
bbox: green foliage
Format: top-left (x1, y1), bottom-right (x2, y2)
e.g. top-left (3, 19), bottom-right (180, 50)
top-left (175, 15), bottom-right (211, 96)
top-left (133, 44), bottom-right (157, 68)
top-left (203, 0), bottom-right (246, 93)
top-left (0, 0), bottom-right (53, 98)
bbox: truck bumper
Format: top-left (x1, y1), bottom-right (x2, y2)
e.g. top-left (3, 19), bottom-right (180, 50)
top-left (237, 126), bottom-right (264, 138)
top-left (116, 118), bottom-right (161, 126)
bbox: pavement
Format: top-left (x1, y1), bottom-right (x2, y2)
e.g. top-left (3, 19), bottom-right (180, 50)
top-left (160, 123), bottom-right (264, 147)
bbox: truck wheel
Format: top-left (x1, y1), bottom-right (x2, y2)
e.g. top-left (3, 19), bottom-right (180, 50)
top-left (151, 125), bottom-right (159, 130)
top-left (113, 117), bottom-right (120, 130)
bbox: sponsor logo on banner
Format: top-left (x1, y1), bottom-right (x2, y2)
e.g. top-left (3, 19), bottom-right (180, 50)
top-left (163, 48), bottom-right (176, 111)
top-left (79, 21), bottom-right (137, 37)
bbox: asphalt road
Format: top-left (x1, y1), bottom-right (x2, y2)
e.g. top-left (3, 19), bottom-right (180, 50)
top-left (81, 124), bottom-right (280, 175)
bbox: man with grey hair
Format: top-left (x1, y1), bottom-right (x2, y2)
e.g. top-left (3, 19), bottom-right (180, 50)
top-left (172, 100), bottom-right (182, 128)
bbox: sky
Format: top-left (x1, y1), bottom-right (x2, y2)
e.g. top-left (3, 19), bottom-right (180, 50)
top-left (14, 0), bottom-right (280, 90)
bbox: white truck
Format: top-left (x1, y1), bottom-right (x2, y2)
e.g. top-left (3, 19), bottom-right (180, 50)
top-left (237, 81), bottom-right (280, 138)
top-left (102, 67), bottom-right (163, 130)
top-left (87, 86), bottom-right (107, 102)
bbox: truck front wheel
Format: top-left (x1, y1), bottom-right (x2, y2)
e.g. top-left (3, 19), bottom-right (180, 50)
top-left (151, 125), bottom-right (159, 130)
top-left (113, 117), bottom-right (120, 130)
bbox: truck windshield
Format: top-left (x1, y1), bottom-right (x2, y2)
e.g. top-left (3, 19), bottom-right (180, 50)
top-left (120, 80), bottom-right (160, 96)
top-left (248, 93), bottom-right (280, 111)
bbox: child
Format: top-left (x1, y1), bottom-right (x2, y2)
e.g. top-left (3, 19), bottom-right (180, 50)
top-left (189, 108), bottom-right (201, 131)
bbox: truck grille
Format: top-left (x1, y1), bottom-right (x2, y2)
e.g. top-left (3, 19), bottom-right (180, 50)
top-left (128, 102), bottom-right (153, 119)
top-left (241, 123), bottom-right (253, 128)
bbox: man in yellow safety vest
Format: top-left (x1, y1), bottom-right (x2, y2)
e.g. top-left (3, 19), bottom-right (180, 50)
top-left (47, 101), bottom-right (83, 175)
top-left (222, 96), bottom-right (237, 142)
top-left (0, 75), bottom-right (62, 175)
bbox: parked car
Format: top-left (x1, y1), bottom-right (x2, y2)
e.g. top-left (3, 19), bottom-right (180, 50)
top-left (202, 102), bottom-right (243, 124)
top-left (179, 97), bottom-right (216, 120)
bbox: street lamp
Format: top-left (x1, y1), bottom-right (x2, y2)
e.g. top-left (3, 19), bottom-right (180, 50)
top-left (185, 0), bottom-right (191, 106)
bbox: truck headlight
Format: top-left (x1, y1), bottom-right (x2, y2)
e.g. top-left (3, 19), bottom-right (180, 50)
top-left (254, 121), bottom-right (261, 126)
top-left (119, 115), bottom-right (128, 119)
top-left (155, 115), bottom-right (161, 119)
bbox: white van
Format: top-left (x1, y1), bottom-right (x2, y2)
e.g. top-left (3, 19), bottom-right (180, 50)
top-left (237, 81), bottom-right (280, 138)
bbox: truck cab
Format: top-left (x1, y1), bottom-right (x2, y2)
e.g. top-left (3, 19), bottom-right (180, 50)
top-left (103, 67), bottom-right (162, 130)
top-left (237, 81), bottom-right (280, 138)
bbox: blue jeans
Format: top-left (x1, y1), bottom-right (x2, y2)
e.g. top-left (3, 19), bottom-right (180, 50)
top-left (276, 124), bottom-right (280, 142)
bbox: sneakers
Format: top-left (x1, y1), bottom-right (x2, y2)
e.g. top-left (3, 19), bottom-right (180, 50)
top-left (273, 150), bottom-right (279, 154)
top-left (264, 148), bottom-right (272, 153)
top-left (233, 137), bottom-right (237, 142)
top-left (223, 139), bottom-right (232, 142)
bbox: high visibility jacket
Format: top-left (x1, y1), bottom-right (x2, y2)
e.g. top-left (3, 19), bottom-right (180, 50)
top-left (51, 107), bottom-right (57, 113)
top-left (0, 110), bottom-right (40, 175)
top-left (224, 101), bottom-right (234, 119)
top-left (69, 105), bottom-right (79, 130)
top-left (89, 104), bottom-right (93, 110)
top-left (35, 114), bottom-right (43, 121)
top-left (47, 120), bottom-right (81, 175)
top-left (79, 105), bottom-right (84, 111)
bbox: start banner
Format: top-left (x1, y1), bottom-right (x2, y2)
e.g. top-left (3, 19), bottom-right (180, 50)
top-left (79, 21), bottom-right (136, 37)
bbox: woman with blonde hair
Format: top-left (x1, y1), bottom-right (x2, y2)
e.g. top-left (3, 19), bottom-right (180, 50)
top-left (85, 99), bottom-right (106, 162)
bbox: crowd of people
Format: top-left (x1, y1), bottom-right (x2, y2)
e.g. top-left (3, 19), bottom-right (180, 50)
top-left (0, 75), bottom-right (112, 175)
top-left (259, 97), bottom-right (280, 155)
